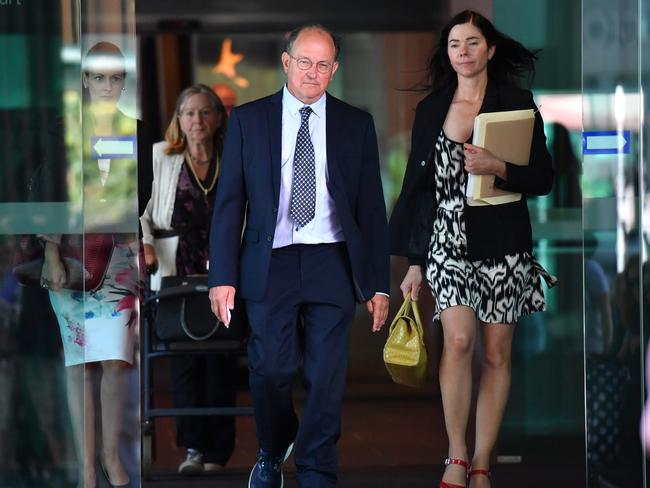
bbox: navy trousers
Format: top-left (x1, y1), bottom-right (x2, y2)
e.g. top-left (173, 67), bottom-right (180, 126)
top-left (245, 243), bottom-right (356, 487)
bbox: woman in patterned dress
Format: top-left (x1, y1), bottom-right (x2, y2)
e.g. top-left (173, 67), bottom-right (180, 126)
top-left (389, 11), bottom-right (555, 488)
top-left (40, 42), bottom-right (138, 488)
top-left (140, 85), bottom-right (237, 475)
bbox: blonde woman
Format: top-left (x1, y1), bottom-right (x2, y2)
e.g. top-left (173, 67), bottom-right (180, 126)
top-left (140, 84), bottom-right (236, 474)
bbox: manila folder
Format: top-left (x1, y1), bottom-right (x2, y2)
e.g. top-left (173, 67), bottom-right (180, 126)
top-left (465, 108), bottom-right (535, 206)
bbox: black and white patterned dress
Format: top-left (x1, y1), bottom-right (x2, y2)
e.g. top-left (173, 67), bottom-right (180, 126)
top-left (425, 130), bottom-right (556, 325)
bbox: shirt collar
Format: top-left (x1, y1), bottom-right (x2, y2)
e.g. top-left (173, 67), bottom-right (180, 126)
top-left (282, 84), bottom-right (326, 118)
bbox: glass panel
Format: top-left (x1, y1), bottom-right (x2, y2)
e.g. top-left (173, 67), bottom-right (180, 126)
top-left (640, 0), bottom-right (650, 478)
top-left (0, 1), bottom-right (140, 486)
top-left (583, 0), bottom-right (646, 485)
top-left (0, 1), bottom-right (82, 486)
top-left (488, 0), bottom-right (585, 480)
top-left (79, 1), bottom-right (141, 487)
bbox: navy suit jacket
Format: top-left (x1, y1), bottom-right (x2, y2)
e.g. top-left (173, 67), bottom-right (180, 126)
top-left (208, 89), bottom-right (390, 303)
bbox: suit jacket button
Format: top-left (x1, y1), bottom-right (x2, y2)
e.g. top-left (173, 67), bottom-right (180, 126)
top-left (267, 235), bottom-right (273, 242)
top-left (420, 160), bottom-right (426, 167)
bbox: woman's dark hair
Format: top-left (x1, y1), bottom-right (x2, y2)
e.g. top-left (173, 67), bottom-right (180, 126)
top-left (164, 84), bottom-right (228, 172)
top-left (426, 10), bottom-right (538, 91)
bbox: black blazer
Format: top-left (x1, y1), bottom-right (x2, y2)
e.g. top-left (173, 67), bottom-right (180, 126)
top-left (209, 90), bottom-right (390, 303)
top-left (389, 80), bottom-right (553, 265)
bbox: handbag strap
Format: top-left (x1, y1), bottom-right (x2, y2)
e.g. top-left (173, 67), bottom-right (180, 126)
top-left (389, 293), bottom-right (410, 331)
top-left (390, 291), bottom-right (425, 337)
top-left (390, 292), bottom-right (412, 331)
top-left (410, 297), bottom-right (423, 330)
top-left (179, 297), bottom-right (220, 341)
top-left (413, 301), bottom-right (426, 342)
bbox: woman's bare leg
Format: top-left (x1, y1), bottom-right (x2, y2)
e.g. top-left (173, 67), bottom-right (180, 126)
top-left (440, 305), bottom-right (477, 486)
top-left (100, 360), bottom-right (131, 485)
top-left (469, 322), bottom-right (515, 488)
top-left (65, 364), bottom-right (97, 488)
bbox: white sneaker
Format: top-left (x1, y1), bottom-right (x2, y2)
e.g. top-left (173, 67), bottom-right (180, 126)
top-left (178, 449), bottom-right (204, 475)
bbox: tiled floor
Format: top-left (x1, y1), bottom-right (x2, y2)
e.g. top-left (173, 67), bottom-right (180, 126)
top-left (145, 394), bottom-right (446, 472)
top-left (143, 391), bottom-right (586, 487)
top-left (143, 466), bottom-right (586, 488)
top-left (140, 294), bottom-right (589, 487)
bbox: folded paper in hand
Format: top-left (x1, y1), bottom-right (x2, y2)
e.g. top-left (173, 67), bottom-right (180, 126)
top-left (465, 108), bottom-right (535, 206)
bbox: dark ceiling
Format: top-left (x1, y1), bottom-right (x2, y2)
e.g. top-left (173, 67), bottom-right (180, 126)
top-left (136, 0), bottom-right (449, 33)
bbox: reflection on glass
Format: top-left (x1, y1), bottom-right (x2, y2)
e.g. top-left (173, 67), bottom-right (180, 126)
top-left (583, 0), bottom-right (646, 485)
top-left (81, 42), bottom-right (138, 233)
top-left (39, 42), bottom-right (140, 488)
top-left (1, 7), bottom-right (141, 480)
top-left (0, 2), bottom-right (80, 486)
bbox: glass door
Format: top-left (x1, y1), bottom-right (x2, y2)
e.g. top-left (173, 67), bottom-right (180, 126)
top-left (583, 0), bottom-right (647, 485)
top-left (0, 1), bottom-right (141, 486)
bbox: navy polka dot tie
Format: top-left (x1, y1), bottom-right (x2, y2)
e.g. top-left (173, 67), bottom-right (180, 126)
top-left (289, 106), bottom-right (316, 229)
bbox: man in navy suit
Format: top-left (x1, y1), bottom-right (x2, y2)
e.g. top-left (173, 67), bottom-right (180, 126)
top-left (208, 24), bottom-right (389, 488)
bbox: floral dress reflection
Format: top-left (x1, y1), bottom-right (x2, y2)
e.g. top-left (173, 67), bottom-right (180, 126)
top-left (41, 42), bottom-right (137, 488)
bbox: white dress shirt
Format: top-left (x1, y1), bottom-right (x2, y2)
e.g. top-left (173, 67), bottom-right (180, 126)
top-left (272, 86), bottom-right (344, 249)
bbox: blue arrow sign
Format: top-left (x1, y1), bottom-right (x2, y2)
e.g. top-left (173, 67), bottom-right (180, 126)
top-left (90, 136), bottom-right (137, 159)
top-left (582, 130), bottom-right (631, 155)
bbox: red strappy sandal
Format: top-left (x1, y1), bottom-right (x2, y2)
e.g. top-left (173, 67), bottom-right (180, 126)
top-left (468, 467), bottom-right (491, 485)
top-left (440, 458), bottom-right (469, 488)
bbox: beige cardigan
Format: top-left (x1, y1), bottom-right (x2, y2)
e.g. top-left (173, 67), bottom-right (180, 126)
top-left (140, 141), bottom-right (184, 289)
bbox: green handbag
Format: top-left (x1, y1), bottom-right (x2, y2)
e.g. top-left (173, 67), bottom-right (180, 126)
top-left (383, 292), bottom-right (428, 387)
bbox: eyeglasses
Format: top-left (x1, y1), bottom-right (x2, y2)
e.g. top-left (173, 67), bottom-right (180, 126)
top-left (289, 54), bottom-right (335, 74)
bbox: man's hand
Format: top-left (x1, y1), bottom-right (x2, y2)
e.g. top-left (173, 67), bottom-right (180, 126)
top-left (400, 265), bottom-right (423, 300)
top-left (209, 285), bottom-right (236, 327)
top-left (366, 293), bottom-right (389, 332)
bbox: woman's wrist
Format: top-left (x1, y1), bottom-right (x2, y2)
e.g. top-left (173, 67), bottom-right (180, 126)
top-left (493, 159), bottom-right (507, 180)
top-left (43, 241), bottom-right (60, 257)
